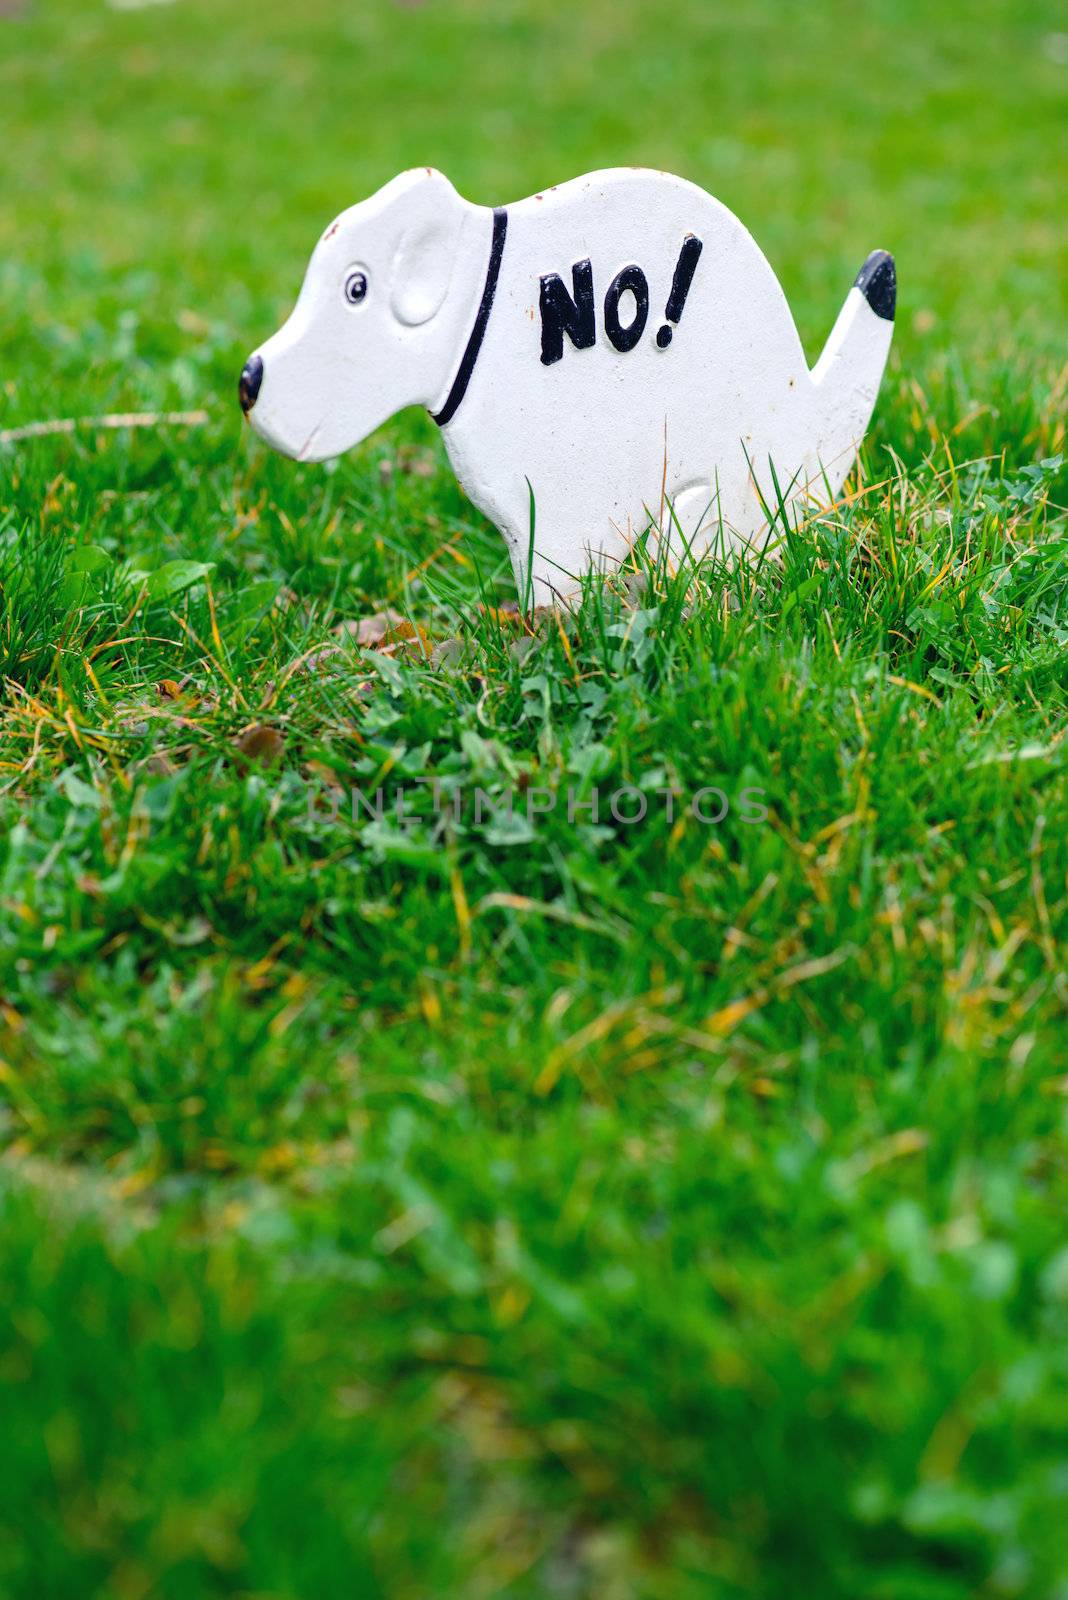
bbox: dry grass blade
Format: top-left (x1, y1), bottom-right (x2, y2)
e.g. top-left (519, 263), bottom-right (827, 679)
top-left (0, 410), bottom-right (210, 446)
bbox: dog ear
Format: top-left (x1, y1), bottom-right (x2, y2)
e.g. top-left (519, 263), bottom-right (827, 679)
top-left (390, 170), bottom-right (465, 327)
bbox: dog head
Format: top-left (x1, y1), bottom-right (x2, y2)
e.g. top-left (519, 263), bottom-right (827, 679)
top-left (239, 168), bottom-right (471, 460)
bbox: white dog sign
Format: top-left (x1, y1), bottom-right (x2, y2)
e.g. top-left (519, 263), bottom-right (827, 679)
top-left (240, 168), bottom-right (895, 604)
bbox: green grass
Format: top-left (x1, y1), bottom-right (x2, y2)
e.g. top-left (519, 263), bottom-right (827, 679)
top-left (1, 0), bottom-right (1066, 1595)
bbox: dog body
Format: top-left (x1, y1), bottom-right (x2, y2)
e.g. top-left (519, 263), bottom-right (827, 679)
top-left (243, 168), bottom-right (895, 602)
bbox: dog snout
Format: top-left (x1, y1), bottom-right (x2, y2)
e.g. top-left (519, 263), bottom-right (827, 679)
top-left (238, 354), bottom-right (264, 415)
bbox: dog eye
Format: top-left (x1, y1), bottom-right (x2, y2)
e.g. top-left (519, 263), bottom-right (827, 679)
top-left (344, 271), bottom-right (368, 305)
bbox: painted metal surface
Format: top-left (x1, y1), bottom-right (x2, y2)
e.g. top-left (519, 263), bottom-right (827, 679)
top-left (241, 168), bottom-right (895, 604)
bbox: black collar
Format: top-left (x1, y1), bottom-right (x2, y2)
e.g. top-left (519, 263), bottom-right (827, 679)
top-left (431, 207), bottom-right (508, 427)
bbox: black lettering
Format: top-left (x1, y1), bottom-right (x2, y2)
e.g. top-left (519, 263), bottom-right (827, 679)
top-left (604, 265), bottom-right (649, 353)
top-left (539, 259), bottom-right (596, 366)
top-left (657, 234), bottom-right (704, 348)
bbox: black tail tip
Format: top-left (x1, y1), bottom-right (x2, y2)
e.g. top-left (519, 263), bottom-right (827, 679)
top-left (855, 250), bottom-right (896, 321)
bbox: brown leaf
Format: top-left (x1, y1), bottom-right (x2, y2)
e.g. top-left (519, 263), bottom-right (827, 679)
top-left (233, 723), bottom-right (285, 769)
top-left (304, 759), bottom-right (346, 790)
top-left (478, 601), bottom-right (565, 635)
top-left (333, 608), bottom-right (405, 647)
top-left (379, 619), bottom-right (431, 660)
top-left (479, 600), bottom-right (523, 630)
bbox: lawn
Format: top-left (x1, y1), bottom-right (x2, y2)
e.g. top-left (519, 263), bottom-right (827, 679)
top-left (1, 0), bottom-right (1066, 1595)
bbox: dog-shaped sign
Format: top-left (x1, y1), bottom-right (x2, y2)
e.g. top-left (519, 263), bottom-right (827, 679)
top-left (240, 168), bottom-right (894, 603)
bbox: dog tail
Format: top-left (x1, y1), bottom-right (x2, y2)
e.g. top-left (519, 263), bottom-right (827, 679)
top-left (808, 251), bottom-right (895, 492)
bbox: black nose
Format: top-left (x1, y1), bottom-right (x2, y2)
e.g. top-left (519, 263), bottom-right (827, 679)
top-left (239, 354), bottom-right (263, 414)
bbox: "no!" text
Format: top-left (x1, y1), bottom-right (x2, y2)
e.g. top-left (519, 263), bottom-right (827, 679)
top-left (539, 234), bottom-right (704, 365)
